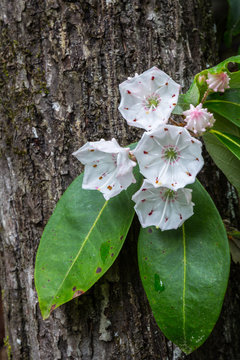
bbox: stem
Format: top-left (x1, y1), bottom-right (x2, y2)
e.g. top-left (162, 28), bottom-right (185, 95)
top-left (201, 88), bottom-right (211, 103)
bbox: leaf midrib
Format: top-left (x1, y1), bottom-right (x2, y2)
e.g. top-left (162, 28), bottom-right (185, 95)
top-left (210, 129), bottom-right (240, 149)
top-left (48, 199), bottom-right (109, 310)
top-left (205, 100), bottom-right (240, 107)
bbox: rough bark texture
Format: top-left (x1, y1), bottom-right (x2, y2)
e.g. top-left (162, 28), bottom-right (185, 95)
top-left (0, 0), bottom-right (239, 359)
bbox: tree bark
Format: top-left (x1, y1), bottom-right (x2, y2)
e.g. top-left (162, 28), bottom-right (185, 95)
top-left (0, 0), bottom-right (239, 359)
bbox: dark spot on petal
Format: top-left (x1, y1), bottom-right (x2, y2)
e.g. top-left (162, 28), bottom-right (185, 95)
top-left (72, 290), bottom-right (84, 299)
top-left (143, 151), bottom-right (148, 154)
top-left (111, 253), bottom-right (114, 257)
top-left (180, 214), bottom-right (183, 220)
top-left (120, 235), bottom-right (123, 240)
top-left (99, 176), bottom-right (103, 180)
top-left (164, 128), bottom-right (168, 131)
top-left (90, 149), bottom-right (95, 152)
top-left (107, 185), bottom-right (112, 190)
top-left (151, 76), bottom-right (155, 80)
top-left (148, 228), bottom-right (153, 233)
top-left (196, 157), bottom-right (199, 161)
top-left (142, 188), bottom-right (147, 191)
top-left (124, 107), bottom-right (129, 110)
top-left (186, 172), bottom-right (192, 176)
top-left (172, 94), bottom-right (176, 97)
top-left (127, 90), bottom-right (131, 94)
top-left (133, 118), bottom-right (137, 122)
top-left (141, 199), bottom-right (146, 202)
top-left (173, 103), bottom-right (176, 106)
top-left (72, 286), bottom-right (76, 291)
top-left (191, 140), bottom-right (195, 143)
top-left (150, 135), bottom-right (154, 138)
top-left (96, 267), bottom-right (102, 273)
top-left (165, 82), bottom-right (168, 85)
top-left (148, 210), bottom-right (153, 216)
top-left (93, 164), bottom-right (97, 168)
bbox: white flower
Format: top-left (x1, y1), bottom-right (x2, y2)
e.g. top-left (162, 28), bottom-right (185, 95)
top-left (132, 180), bottom-right (194, 230)
top-left (73, 138), bottom-right (136, 200)
top-left (206, 72), bottom-right (230, 92)
top-left (183, 103), bottom-right (215, 135)
top-left (118, 66), bottom-right (181, 131)
top-left (133, 125), bottom-right (203, 190)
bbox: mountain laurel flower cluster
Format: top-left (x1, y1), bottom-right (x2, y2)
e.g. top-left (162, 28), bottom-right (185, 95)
top-left (73, 66), bottom-right (226, 231)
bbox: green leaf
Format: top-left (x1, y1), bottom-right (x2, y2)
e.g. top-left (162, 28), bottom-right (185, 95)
top-left (209, 129), bottom-right (240, 160)
top-left (172, 83), bottom-right (200, 115)
top-left (212, 112), bottom-right (240, 137)
top-left (204, 97), bottom-right (240, 128)
top-left (229, 70), bottom-right (240, 88)
top-left (224, 0), bottom-right (240, 47)
top-left (204, 132), bottom-right (240, 194)
top-left (207, 55), bottom-right (240, 74)
top-left (172, 95), bottom-right (189, 115)
top-left (138, 181), bottom-right (230, 354)
top-left (35, 167), bottom-right (142, 319)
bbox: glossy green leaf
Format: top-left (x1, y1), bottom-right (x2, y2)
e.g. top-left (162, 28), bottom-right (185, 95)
top-left (207, 55), bottom-right (240, 74)
top-left (204, 99), bottom-right (240, 128)
top-left (211, 112), bottom-right (240, 137)
top-left (172, 83), bottom-right (200, 115)
top-left (138, 181), bottom-right (230, 354)
top-left (35, 168), bottom-right (142, 319)
top-left (209, 129), bottom-right (240, 160)
top-left (204, 132), bottom-right (240, 194)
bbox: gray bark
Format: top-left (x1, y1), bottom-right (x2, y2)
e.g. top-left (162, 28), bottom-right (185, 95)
top-left (0, 0), bottom-right (239, 359)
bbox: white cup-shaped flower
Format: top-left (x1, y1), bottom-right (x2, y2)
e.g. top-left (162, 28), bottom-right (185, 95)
top-left (118, 66), bottom-right (181, 131)
top-left (132, 180), bottom-right (194, 230)
top-left (133, 125), bottom-right (204, 190)
top-left (206, 72), bottom-right (230, 92)
top-left (73, 138), bottom-right (136, 200)
top-left (183, 103), bottom-right (215, 135)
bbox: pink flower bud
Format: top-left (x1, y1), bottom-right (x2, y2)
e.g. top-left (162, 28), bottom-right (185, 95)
top-left (198, 75), bottom-right (206, 85)
top-left (183, 104), bottom-right (215, 135)
top-left (206, 72), bottom-right (230, 92)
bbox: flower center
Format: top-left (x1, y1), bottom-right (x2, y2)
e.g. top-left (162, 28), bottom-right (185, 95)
top-left (162, 145), bottom-right (180, 164)
top-left (160, 188), bottom-right (177, 202)
top-left (143, 93), bottom-right (161, 111)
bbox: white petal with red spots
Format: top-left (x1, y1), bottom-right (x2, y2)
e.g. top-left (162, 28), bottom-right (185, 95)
top-left (133, 125), bottom-right (204, 190)
top-left (73, 138), bottom-right (136, 200)
top-left (132, 180), bottom-right (194, 230)
top-left (118, 66), bottom-right (181, 131)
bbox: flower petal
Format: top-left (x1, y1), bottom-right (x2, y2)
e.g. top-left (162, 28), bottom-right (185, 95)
top-left (132, 180), bottom-right (194, 230)
top-left (133, 125), bottom-right (204, 190)
top-left (73, 139), bottom-right (136, 200)
top-left (118, 67), bottom-right (181, 131)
